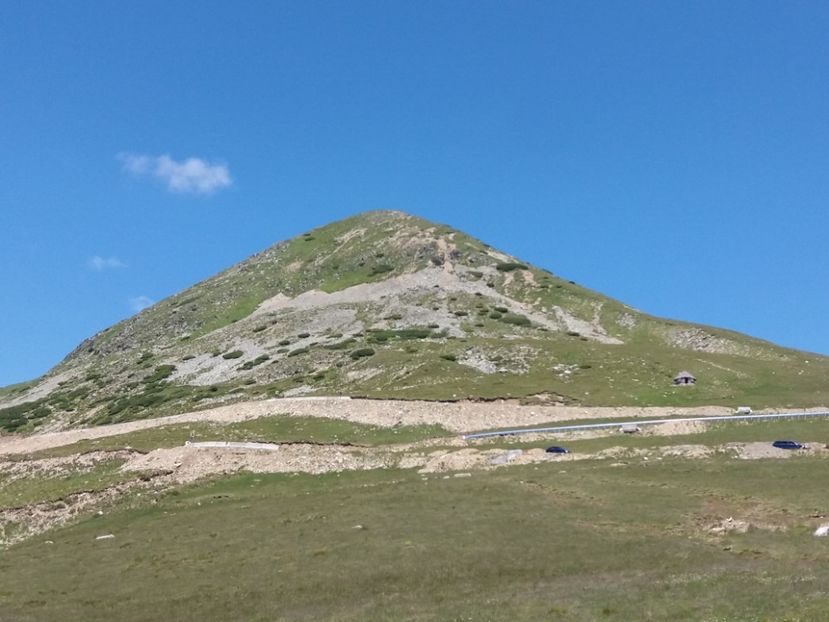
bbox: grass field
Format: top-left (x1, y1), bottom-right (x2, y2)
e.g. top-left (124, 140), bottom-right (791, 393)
top-left (3, 446), bottom-right (829, 620)
top-left (23, 415), bottom-right (451, 460)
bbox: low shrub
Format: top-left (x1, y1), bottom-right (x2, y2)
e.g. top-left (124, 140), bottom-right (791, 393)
top-left (368, 328), bottom-right (433, 342)
top-left (104, 383), bottom-right (195, 420)
top-left (144, 365), bottom-right (176, 384)
top-left (0, 399), bottom-right (52, 432)
top-left (288, 348), bottom-right (309, 357)
top-left (240, 355), bottom-right (270, 370)
top-left (349, 348), bottom-right (375, 360)
top-left (28, 406), bottom-right (51, 418)
top-left (440, 354), bottom-right (457, 362)
top-left (222, 350), bottom-right (244, 359)
top-left (495, 262), bottom-right (528, 272)
top-left (501, 313), bottom-right (531, 327)
top-left (325, 338), bottom-right (358, 350)
top-left (369, 264), bottom-right (394, 276)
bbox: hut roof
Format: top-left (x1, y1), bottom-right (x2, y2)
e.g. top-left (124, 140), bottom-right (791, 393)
top-left (674, 371), bottom-right (696, 380)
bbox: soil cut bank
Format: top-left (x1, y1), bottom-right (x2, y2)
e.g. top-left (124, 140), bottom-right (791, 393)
top-left (0, 397), bottom-right (752, 456)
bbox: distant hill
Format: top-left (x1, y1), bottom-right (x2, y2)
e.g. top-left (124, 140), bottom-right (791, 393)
top-left (2, 210), bottom-right (828, 431)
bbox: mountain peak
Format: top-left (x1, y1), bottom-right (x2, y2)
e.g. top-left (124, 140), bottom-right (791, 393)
top-left (2, 211), bottom-right (828, 432)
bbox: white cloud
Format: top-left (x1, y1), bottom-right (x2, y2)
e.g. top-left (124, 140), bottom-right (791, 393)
top-left (118, 153), bottom-right (232, 195)
top-left (129, 296), bottom-right (155, 313)
top-left (88, 255), bottom-right (126, 271)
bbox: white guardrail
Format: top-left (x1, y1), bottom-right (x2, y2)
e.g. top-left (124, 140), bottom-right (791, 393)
top-left (185, 441), bottom-right (280, 451)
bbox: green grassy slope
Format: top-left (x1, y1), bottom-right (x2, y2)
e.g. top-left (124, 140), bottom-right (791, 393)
top-left (4, 452), bottom-right (829, 621)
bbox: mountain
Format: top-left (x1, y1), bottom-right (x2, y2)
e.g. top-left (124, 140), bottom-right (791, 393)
top-left (2, 210), bottom-right (828, 432)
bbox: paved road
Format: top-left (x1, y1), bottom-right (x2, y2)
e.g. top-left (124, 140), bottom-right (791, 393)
top-left (462, 411), bottom-right (829, 440)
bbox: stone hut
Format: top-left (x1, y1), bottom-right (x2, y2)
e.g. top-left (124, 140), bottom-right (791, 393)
top-left (673, 371), bottom-right (696, 386)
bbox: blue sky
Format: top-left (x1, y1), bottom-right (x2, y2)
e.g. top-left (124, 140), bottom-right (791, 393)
top-left (2, 1), bottom-right (829, 386)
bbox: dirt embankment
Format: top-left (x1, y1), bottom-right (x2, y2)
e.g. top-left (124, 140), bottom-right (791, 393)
top-left (117, 437), bottom-right (829, 483)
top-left (0, 474), bottom-right (174, 548)
top-left (0, 397), bottom-right (750, 456)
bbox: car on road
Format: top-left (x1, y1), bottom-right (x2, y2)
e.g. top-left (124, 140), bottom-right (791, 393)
top-left (545, 446), bottom-right (569, 454)
top-left (772, 440), bottom-right (804, 450)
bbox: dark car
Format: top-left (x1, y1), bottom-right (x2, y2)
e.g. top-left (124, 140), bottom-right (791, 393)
top-left (545, 446), bottom-right (569, 454)
top-left (772, 440), bottom-right (804, 450)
